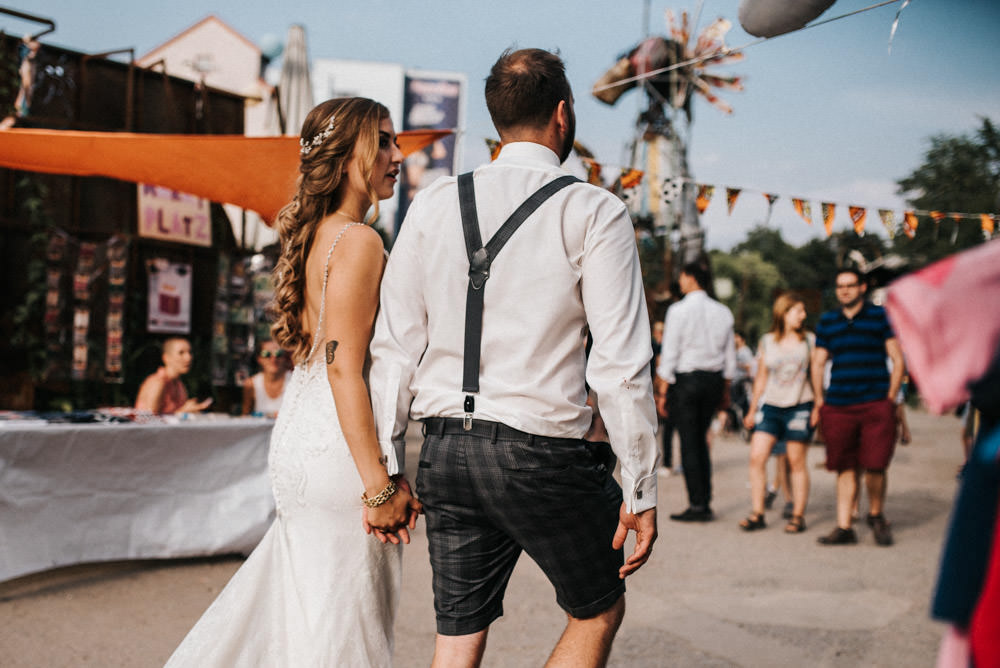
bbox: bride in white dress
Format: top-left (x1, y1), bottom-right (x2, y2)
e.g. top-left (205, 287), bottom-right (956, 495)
top-left (165, 97), bottom-right (421, 668)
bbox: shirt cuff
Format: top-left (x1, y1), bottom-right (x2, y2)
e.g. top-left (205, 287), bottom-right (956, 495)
top-left (380, 439), bottom-right (403, 476)
top-left (623, 471), bottom-right (657, 514)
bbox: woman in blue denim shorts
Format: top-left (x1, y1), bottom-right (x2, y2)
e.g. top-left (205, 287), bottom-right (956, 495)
top-left (740, 293), bottom-right (816, 534)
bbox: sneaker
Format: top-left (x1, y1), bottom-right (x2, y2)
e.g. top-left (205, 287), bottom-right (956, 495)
top-left (764, 489), bottom-right (777, 509)
top-left (817, 527), bottom-right (858, 545)
top-left (782, 501), bottom-right (794, 519)
top-left (867, 514), bottom-right (894, 546)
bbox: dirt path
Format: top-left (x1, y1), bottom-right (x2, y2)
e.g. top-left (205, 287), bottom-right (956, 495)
top-left (1, 408), bottom-right (961, 666)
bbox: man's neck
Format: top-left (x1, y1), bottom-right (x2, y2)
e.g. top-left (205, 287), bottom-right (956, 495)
top-left (840, 301), bottom-right (864, 319)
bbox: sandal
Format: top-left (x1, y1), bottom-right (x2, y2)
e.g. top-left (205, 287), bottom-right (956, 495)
top-left (739, 513), bottom-right (766, 531)
top-left (785, 515), bottom-right (807, 533)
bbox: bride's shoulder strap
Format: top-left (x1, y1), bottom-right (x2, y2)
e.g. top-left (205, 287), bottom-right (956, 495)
top-left (306, 222), bottom-right (366, 361)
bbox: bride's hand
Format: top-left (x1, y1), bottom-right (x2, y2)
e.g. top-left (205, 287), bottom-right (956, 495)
top-left (362, 478), bottom-right (422, 545)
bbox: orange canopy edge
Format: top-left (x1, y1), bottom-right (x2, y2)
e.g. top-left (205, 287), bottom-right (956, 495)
top-left (0, 128), bottom-right (453, 224)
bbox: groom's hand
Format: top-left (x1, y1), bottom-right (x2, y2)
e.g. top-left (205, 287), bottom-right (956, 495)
top-left (612, 505), bottom-right (657, 579)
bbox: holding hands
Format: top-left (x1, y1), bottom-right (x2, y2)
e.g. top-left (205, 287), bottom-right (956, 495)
top-left (363, 476), bottom-right (423, 544)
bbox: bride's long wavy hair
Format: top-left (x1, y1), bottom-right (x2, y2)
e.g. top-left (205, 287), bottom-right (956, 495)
top-left (270, 97), bottom-right (388, 363)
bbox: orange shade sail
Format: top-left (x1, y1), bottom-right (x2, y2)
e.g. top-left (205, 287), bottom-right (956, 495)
top-left (0, 127), bottom-right (452, 224)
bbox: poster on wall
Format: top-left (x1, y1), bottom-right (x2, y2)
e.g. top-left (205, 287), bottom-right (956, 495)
top-left (395, 71), bottom-right (464, 233)
top-left (146, 258), bottom-right (192, 334)
top-left (137, 184), bottom-right (212, 247)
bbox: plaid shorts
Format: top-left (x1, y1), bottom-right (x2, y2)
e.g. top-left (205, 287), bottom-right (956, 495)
top-left (416, 418), bottom-right (625, 636)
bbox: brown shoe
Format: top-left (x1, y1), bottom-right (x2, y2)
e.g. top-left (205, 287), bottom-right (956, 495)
top-left (867, 514), bottom-right (894, 546)
top-left (817, 526), bottom-right (857, 545)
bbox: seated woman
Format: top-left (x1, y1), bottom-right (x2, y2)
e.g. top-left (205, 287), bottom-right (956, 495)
top-left (241, 340), bottom-right (292, 417)
top-left (135, 337), bottom-right (213, 414)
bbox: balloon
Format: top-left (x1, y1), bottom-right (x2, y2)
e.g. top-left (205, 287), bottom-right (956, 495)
top-left (737, 0), bottom-right (837, 38)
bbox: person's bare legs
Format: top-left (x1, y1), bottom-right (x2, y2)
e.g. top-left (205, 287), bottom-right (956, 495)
top-left (836, 469), bottom-right (857, 529)
top-left (431, 629), bottom-right (489, 668)
top-left (747, 432), bottom-right (777, 516)
top-left (545, 595), bottom-right (625, 668)
top-left (866, 469), bottom-right (887, 517)
top-left (785, 441), bottom-right (810, 518)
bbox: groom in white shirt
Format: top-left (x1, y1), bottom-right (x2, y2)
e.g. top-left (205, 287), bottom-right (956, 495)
top-left (370, 48), bottom-right (658, 667)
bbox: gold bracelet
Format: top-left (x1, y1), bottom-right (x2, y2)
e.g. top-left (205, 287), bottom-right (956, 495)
top-left (362, 479), bottom-right (398, 508)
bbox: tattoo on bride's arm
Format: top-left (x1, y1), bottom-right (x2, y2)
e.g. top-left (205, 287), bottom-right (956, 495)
top-left (326, 340), bottom-right (339, 365)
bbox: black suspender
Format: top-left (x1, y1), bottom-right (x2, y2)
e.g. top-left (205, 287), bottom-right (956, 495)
top-left (457, 170), bottom-right (580, 428)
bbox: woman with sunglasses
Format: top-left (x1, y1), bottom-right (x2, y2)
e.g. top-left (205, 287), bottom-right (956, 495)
top-left (241, 340), bottom-right (292, 418)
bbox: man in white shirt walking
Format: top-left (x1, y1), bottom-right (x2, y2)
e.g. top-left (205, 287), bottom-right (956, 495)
top-left (655, 261), bottom-right (737, 522)
top-left (370, 48), bottom-right (658, 668)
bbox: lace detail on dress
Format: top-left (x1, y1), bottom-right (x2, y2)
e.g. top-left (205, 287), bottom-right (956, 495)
top-left (269, 222), bottom-right (365, 514)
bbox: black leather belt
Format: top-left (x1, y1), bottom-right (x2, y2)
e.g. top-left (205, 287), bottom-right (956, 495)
top-left (422, 417), bottom-right (578, 446)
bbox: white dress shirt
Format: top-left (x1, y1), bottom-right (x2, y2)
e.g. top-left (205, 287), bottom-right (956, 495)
top-left (369, 142), bottom-right (658, 513)
top-left (656, 290), bottom-right (737, 384)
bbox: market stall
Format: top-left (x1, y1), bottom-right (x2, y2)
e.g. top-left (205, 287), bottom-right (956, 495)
top-left (0, 415), bottom-right (274, 582)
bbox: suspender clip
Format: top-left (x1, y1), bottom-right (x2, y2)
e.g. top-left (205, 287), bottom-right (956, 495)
top-left (463, 395), bottom-right (475, 430)
top-left (469, 248), bottom-right (490, 290)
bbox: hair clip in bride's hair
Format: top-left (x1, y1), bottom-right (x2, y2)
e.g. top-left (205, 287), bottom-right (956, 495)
top-left (300, 115), bottom-right (336, 157)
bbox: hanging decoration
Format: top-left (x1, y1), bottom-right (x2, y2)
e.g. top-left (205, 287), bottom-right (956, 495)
top-left (695, 184), bottom-right (715, 214)
top-left (822, 203), bottom-right (836, 236)
top-left (878, 209), bottom-right (896, 239)
top-left (555, 153), bottom-right (997, 240)
top-left (849, 206), bottom-right (867, 235)
top-left (792, 198), bottom-right (813, 225)
top-left (726, 188), bottom-right (742, 215)
top-left (104, 237), bottom-right (128, 383)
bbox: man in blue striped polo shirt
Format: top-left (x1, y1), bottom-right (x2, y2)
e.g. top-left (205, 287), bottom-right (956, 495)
top-left (810, 267), bottom-right (905, 546)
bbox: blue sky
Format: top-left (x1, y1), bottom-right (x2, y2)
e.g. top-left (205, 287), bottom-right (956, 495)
top-left (11, 1), bottom-right (1000, 249)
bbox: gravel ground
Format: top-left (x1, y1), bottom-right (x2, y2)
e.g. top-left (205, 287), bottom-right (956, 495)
top-left (0, 408), bottom-right (960, 667)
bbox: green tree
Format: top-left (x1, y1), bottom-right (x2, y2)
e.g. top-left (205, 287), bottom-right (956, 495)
top-left (894, 117), bottom-right (999, 265)
top-left (709, 249), bottom-right (783, 344)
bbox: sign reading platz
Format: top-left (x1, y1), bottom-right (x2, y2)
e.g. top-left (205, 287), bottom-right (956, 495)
top-left (137, 184), bottom-right (212, 247)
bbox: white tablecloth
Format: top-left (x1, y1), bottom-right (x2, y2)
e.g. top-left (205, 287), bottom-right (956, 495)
top-left (0, 418), bottom-right (275, 582)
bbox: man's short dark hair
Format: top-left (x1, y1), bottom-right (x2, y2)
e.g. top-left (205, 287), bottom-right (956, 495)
top-left (836, 266), bottom-right (865, 285)
top-left (680, 261), bottom-right (711, 291)
top-left (485, 48), bottom-right (572, 133)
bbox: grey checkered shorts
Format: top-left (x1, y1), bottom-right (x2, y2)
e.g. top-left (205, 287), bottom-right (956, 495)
top-left (416, 418), bottom-right (625, 636)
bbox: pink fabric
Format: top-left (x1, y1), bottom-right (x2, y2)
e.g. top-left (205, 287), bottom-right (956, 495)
top-left (885, 239), bottom-right (1000, 414)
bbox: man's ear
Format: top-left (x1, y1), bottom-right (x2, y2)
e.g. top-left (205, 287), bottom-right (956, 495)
top-left (554, 100), bottom-right (569, 135)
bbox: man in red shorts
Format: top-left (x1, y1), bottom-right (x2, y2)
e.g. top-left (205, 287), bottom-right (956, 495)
top-left (810, 268), bottom-right (905, 546)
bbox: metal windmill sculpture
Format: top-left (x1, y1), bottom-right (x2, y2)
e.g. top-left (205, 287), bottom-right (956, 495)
top-left (593, 10), bottom-right (743, 268)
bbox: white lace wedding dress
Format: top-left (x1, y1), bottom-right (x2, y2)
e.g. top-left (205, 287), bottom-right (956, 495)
top-left (166, 225), bottom-right (401, 667)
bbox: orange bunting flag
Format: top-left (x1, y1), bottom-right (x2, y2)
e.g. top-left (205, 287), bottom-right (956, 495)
top-left (695, 184), bottom-right (714, 214)
top-left (726, 187), bottom-right (741, 215)
top-left (878, 209), bottom-right (896, 239)
top-left (822, 202), bottom-right (836, 236)
top-left (930, 211), bottom-right (945, 223)
top-left (982, 213), bottom-right (996, 236)
top-left (903, 211), bottom-right (918, 238)
top-left (849, 206), bottom-right (867, 235)
top-left (581, 158), bottom-right (603, 186)
top-left (764, 193), bottom-right (779, 207)
top-left (485, 138), bottom-right (502, 161)
top-left (619, 168), bottom-right (643, 190)
top-left (791, 198), bottom-right (812, 224)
